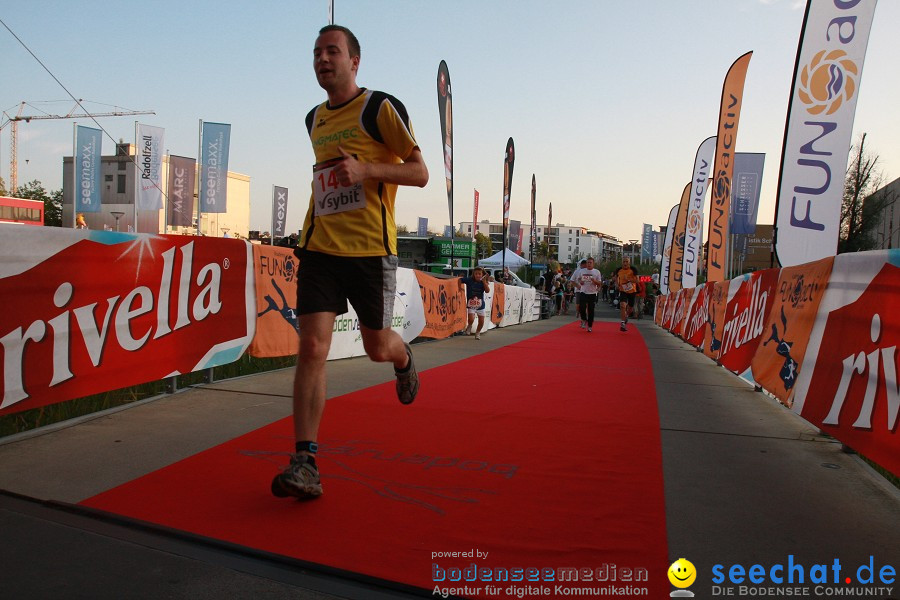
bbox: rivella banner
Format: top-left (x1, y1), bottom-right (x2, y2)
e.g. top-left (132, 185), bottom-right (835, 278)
top-left (0, 228), bottom-right (256, 415)
top-left (774, 0), bottom-right (878, 268)
top-left (706, 52), bottom-right (753, 282)
top-left (683, 136), bottom-right (716, 289)
top-left (199, 121), bottom-right (231, 214)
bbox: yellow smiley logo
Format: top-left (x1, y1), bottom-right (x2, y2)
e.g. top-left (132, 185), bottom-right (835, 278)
top-left (668, 558), bottom-right (697, 588)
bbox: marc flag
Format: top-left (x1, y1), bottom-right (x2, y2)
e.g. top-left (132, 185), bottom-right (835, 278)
top-left (200, 122), bottom-right (231, 214)
top-left (74, 125), bottom-right (102, 213)
top-left (437, 61), bottom-right (453, 228)
top-left (136, 123), bottom-right (165, 210)
top-left (272, 186), bottom-right (288, 239)
top-left (167, 155), bottom-right (196, 228)
top-left (683, 136), bottom-right (716, 289)
top-left (668, 183), bottom-right (691, 293)
top-left (660, 203), bottom-right (678, 295)
top-left (706, 52), bottom-right (752, 282)
top-left (773, 0), bottom-right (878, 267)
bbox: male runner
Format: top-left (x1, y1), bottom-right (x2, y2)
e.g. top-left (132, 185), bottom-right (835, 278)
top-left (571, 257), bottom-right (602, 332)
top-left (271, 25), bottom-right (429, 499)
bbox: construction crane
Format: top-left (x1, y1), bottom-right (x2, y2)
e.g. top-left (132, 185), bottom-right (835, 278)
top-left (0, 100), bottom-right (155, 195)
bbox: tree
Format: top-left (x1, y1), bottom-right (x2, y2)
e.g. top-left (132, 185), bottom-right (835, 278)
top-left (0, 176), bottom-right (7, 196)
top-left (397, 224), bottom-right (410, 234)
top-left (474, 232), bottom-right (493, 259)
top-left (15, 180), bottom-right (63, 227)
top-left (839, 133), bottom-right (885, 253)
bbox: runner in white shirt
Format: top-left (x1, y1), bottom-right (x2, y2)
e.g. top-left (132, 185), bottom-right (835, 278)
top-left (571, 256), bottom-right (602, 332)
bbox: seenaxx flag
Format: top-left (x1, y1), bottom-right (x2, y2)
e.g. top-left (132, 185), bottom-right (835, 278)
top-left (74, 125), bottom-right (102, 213)
top-left (136, 123), bottom-right (165, 210)
top-left (167, 156), bottom-right (196, 228)
top-left (774, 0), bottom-right (878, 267)
top-left (706, 52), bottom-right (752, 282)
top-left (200, 122), bottom-right (231, 213)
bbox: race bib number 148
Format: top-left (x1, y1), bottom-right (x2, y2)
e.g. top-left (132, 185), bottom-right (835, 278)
top-left (313, 157), bottom-right (365, 216)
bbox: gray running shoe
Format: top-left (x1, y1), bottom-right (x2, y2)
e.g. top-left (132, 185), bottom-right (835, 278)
top-left (271, 454), bottom-right (322, 498)
top-left (395, 343), bottom-right (419, 405)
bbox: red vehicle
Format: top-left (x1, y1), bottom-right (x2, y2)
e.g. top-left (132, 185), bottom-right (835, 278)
top-left (0, 196), bottom-right (44, 226)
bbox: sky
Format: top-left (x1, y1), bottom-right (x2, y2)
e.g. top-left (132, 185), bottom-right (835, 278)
top-left (2, 0), bottom-right (899, 243)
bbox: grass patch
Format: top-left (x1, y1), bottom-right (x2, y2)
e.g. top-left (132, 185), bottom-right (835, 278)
top-left (0, 354), bottom-right (297, 438)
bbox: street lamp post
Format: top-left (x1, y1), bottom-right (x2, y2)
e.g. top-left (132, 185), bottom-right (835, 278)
top-left (110, 211), bottom-right (125, 232)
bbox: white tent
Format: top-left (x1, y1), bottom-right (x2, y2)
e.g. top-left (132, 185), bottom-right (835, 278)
top-left (478, 248), bottom-right (530, 268)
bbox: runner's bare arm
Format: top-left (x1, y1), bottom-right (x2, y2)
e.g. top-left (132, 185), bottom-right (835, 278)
top-left (335, 146), bottom-right (429, 188)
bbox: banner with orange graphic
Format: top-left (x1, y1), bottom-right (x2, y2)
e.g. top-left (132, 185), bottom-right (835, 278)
top-left (789, 252), bottom-right (897, 476)
top-left (415, 271), bottom-right (466, 339)
top-left (667, 183), bottom-right (691, 293)
top-left (774, 0), bottom-right (878, 267)
top-left (702, 281), bottom-right (728, 361)
top-left (717, 269), bottom-right (780, 376)
top-left (491, 282), bottom-right (506, 325)
top-left (706, 51), bottom-right (752, 282)
top-left (750, 257), bottom-right (833, 404)
top-left (659, 204), bottom-right (678, 295)
top-left (248, 245), bottom-right (300, 358)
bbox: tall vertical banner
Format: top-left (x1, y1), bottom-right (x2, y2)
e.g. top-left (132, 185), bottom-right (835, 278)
top-left (272, 186), bottom-right (288, 239)
top-left (200, 122), bottom-right (231, 214)
top-left (548, 202), bottom-right (552, 232)
top-left (668, 183), bottom-right (691, 293)
top-left (530, 175), bottom-right (537, 261)
top-left (437, 61), bottom-right (454, 267)
top-left (641, 224), bottom-right (652, 262)
top-left (731, 153), bottom-right (766, 235)
top-left (472, 189), bottom-right (479, 239)
top-left (509, 220), bottom-right (521, 253)
top-left (437, 61), bottom-right (453, 228)
top-left (502, 137), bottom-right (515, 271)
top-left (167, 155), bottom-right (196, 228)
top-left (659, 203), bottom-right (679, 295)
top-left (773, 0), bottom-right (878, 267)
top-left (136, 123), bottom-right (165, 210)
top-left (706, 52), bottom-right (753, 282)
top-left (417, 217), bottom-right (428, 237)
top-left (683, 136), bottom-right (717, 288)
top-left (74, 125), bottom-right (102, 214)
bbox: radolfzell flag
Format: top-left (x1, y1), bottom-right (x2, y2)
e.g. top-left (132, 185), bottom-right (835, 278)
top-left (136, 123), bottom-right (165, 210)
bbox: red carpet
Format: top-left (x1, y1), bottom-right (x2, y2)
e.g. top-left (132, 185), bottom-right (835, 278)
top-left (82, 322), bottom-right (668, 598)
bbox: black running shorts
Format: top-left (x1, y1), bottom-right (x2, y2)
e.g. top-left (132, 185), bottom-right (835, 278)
top-left (296, 249), bottom-right (398, 330)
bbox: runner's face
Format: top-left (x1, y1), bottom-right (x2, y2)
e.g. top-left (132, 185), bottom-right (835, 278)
top-left (313, 30), bottom-right (358, 91)
top-left (474, 270), bottom-right (483, 280)
top-left (586, 259), bottom-right (594, 269)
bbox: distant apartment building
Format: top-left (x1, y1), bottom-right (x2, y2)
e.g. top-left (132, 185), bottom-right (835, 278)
top-left (458, 220), bottom-right (623, 265)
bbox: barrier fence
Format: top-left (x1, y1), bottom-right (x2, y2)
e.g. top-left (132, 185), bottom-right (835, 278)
top-left (654, 250), bottom-right (899, 477)
top-left (0, 228), bottom-right (537, 418)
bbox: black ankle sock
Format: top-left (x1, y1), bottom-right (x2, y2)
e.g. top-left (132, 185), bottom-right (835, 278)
top-left (295, 441), bottom-right (318, 467)
top-left (395, 349), bottom-right (411, 373)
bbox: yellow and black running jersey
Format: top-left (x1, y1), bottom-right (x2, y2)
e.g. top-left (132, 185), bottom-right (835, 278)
top-left (300, 89), bottom-right (419, 257)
